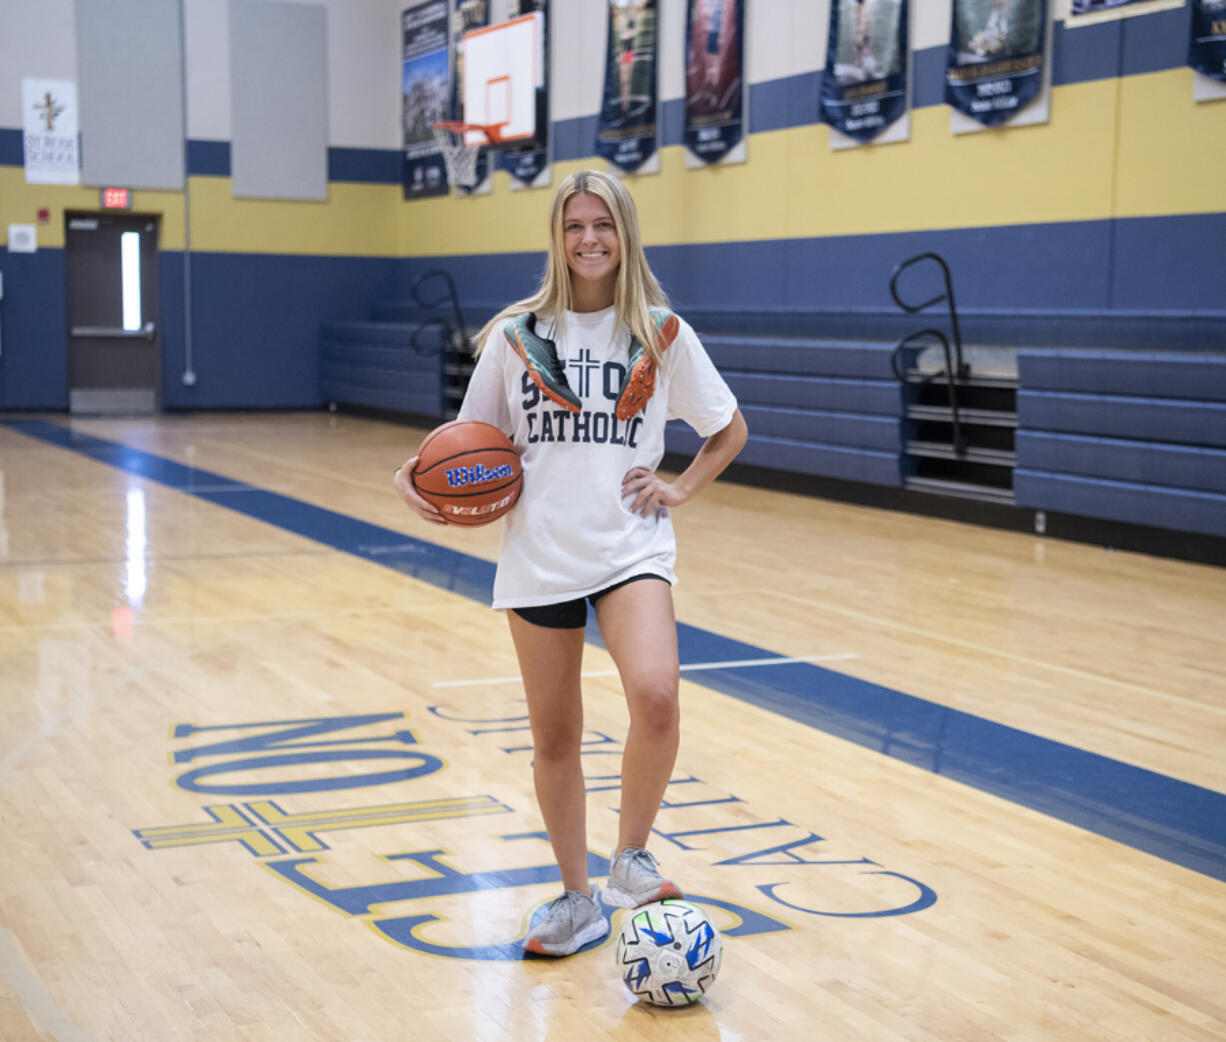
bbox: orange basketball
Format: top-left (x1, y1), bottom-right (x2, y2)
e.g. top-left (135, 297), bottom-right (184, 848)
top-left (411, 420), bottom-right (522, 527)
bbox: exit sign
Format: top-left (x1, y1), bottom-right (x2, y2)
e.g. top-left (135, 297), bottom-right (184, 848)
top-left (100, 187), bottom-right (132, 210)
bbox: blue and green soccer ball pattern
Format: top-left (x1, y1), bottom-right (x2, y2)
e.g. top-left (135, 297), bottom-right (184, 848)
top-left (615, 899), bottom-right (722, 1006)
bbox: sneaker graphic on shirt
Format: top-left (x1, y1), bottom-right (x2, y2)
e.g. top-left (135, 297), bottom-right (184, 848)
top-left (601, 847), bottom-right (683, 909)
top-left (614, 308), bottom-right (680, 421)
top-left (523, 887), bottom-right (610, 956)
top-left (504, 313), bottom-right (582, 413)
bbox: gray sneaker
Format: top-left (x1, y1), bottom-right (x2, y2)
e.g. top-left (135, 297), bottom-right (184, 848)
top-left (523, 888), bottom-right (610, 956)
top-left (601, 847), bottom-right (683, 909)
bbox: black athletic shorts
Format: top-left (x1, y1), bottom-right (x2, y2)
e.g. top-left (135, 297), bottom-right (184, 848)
top-left (510, 573), bottom-right (667, 629)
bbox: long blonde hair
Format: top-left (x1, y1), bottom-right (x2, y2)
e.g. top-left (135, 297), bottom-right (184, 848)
top-left (474, 169), bottom-right (670, 363)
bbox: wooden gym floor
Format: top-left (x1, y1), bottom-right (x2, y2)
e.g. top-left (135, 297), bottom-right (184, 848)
top-left (1, 412), bottom-right (1223, 1042)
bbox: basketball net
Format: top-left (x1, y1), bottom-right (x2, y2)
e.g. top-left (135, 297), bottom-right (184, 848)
top-left (431, 121), bottom-right (506, 189)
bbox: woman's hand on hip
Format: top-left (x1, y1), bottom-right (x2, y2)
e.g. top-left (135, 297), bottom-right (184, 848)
top-left (622, 466), bottom-right (684, 517)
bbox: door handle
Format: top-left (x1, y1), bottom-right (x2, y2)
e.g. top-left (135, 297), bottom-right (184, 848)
top-left (70, 323), bottom-right (157, 340)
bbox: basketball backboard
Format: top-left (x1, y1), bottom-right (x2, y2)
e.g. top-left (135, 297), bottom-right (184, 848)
top-left (458, 12), bottom-right (543, 146)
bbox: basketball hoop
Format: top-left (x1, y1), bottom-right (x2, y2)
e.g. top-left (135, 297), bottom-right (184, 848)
top-left (431, 121), bottom-right (508, 189)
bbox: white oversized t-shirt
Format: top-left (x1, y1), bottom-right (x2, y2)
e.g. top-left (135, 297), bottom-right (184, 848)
top-left (457, 306), bottom-right (738, 610)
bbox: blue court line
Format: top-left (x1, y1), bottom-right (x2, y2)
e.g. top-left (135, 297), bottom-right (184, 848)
top-left (8, 418), bottom-right (1225, 884)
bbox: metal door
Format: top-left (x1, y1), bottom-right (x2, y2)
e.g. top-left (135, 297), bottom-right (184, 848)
top-left (64, 212), bottom-right (160, 414)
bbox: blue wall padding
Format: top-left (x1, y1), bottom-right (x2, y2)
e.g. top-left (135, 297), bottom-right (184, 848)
top-left (324, 321), bottom-right (440, 345)
top-left (1017, 391), bottom-right (1226, 446)
top-left (1019, 350), bottom-right (1226, 400)
top-left (667, 425), bottom-right (902, 487)
top-left (645, 226), bottom-right (1116, 312)
top-left (400, 220), bottom-right (1117, 314)
top-left (0, 249), bottom-right (69, 409)
top-left (725, 373), bottom-right (901, 414)
top-left (1110, 214), bottom-right (1226, 312)
top-left (397, 254), bottom-right (544, 316)
top-left (739, 404), bottom-right (901, 451)
top-left (1014, 469), bottom-right (1226, 537)
top-left (1016, 431), bottom-right (1226, 494)
top-left (395, 215), bottom-right (1226, 341)
top-left (321, 322), bottom-right (446, 417)
top-left (371, 302), bottom-right (499, 338)
top-left (702, 336), bottom-right (899, 378)
top-left (162, 253), bottom-right (397, 410)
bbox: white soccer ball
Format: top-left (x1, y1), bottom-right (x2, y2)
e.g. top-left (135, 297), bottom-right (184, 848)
top-left (614, 899), bottom-right (722, 1006)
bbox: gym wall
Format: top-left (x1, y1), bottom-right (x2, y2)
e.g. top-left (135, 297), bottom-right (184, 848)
top-left (0, 0), bottom-right (1223, 412)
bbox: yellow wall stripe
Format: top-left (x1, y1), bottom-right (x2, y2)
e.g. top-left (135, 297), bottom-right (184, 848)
top-left (1114, 68), bottom-right (1226, 218)
top-left (0, 171), bottom-right (186, 249)
top-left (187, 177), bottom-right (401, 257)
top-left (397, 71), bottom-right (1224, 258)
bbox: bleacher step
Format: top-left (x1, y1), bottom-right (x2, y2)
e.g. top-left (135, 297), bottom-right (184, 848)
top-left (904, 476), bottom-right (1016, 505)
top-left (905, 441), bottom-right (1017, 465)
top-left (907, 405), bottom-right (1018, 427)
top-left (904, 370), bottom-right (1019, 390)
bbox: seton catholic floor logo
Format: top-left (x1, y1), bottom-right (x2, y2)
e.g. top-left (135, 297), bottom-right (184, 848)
top-left (134, 712), bottom-right (935, 960)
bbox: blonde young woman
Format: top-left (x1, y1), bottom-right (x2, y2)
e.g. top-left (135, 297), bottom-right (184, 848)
top-left (394, 169), bottom-right (747, 956)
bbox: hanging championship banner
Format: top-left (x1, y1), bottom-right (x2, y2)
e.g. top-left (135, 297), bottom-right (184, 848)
top-left (820, 0), bottom-right (909, 143)
top-left (945, 0), bottom-right (1046, 127)
top-left (596, 0), bottom-right (660, 173)
top-left (22, 78), bottom-right (79, 186)
top-left (1189, 0), bottom-right (1226, 82)
top-left (684, 0), bottom-right (745, 164)
top-left (497, 0), bottom-right (550, 187)
top-left (402, 2), bottom-right (451, 200)
top-left (452, 0), bottom-right (491, 194)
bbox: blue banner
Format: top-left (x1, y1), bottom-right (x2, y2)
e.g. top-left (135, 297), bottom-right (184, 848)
top-left (820, 0), bottom-right (909, 143)
top-left (596, 0), bottom-right (660, 173)
top-left (402, 2), bottom-right (451, 200)
top-left (684, 0), bottom-right (745, 164)
top-left (945, 0), bottom-right (1046, 128)
top-left (497, 0), bottom-right (550, 187)
top-left (1189, 0), bottom-right (1226, 82)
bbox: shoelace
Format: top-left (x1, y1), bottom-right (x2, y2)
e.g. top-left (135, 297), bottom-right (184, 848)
top-left (520, 333), bottom-right (573, 389)
top-left (518, 317), bottom-right (570, 380)
top-left (544, 890), bottom-right (588, 923)
top-left (539, 348), bottom-right (569, 382)
top-left (625, 847), bottom-right (660, 871)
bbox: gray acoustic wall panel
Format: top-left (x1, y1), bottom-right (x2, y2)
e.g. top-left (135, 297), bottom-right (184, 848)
top-left (75, 0), bottom-right (186, 190)
top-left (229, 0), bottom-right (328, 201)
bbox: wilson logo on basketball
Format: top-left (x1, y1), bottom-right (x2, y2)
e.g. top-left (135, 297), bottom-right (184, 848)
top-left (412, 420), bottom-right (522, 526)
top-left (445, 463), bottom-right (514, 488)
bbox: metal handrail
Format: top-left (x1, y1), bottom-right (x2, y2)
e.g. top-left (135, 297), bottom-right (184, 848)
top-left (891, 329), bottom-right (966, 458)
top-left (889, 252), bottom-right (967, 380)
top-left (408, 318), bottom-right (450, 357)
top-left (410, 268), bottom-right (473, 357)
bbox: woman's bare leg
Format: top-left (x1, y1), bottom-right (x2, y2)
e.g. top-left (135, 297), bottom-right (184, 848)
top-left (592, 579), bottom-right (680, 854)
top-left (507, 612), bottom-right (590, 892)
